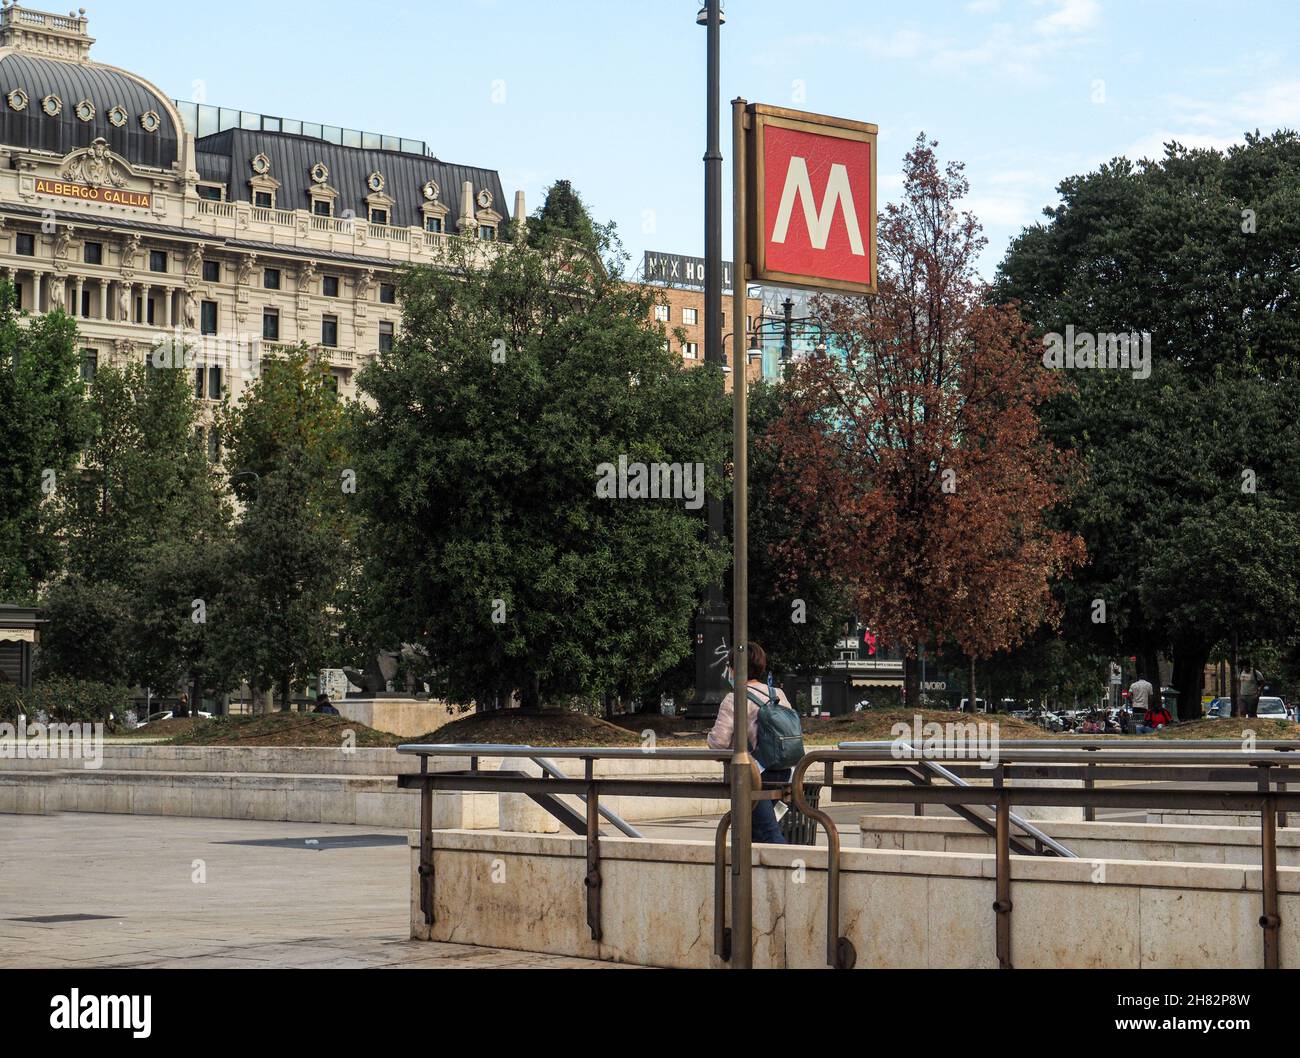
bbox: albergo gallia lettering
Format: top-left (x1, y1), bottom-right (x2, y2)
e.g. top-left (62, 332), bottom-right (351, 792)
top-left (34, 178), bottom-right (151, 209)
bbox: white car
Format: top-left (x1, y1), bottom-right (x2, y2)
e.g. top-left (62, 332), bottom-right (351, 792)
top-left (1257, 697), bottom-right (1290, 721)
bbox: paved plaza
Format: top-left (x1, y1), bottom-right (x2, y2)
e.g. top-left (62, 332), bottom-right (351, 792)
top-left (0, 813), bottom-right (620, 969)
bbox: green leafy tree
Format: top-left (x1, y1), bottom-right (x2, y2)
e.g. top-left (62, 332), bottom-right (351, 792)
top-left (350, 236), bottom-right (729, 710)
top-left (994, 132), bottom-right (1300, 717)
top-left (41, 356), bottom-right (228, 691)
top-left (37, 579), bottom-right (135, 685)
top-left (131, 532), bottom-right (239, 706)
top-left (0, 281), bottom-right (90, 599)
top-left (525, 179), bottom-right (600, 253)
top-left (220, 452), bottom-right (347, 712)
top-left (219, 349), bottom-right (353, 711)
top-left (58, 359), bottom-right (224, 585)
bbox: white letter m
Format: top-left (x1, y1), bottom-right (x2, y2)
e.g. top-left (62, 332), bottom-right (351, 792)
top-left (771, 157), bottom-right (864, 256)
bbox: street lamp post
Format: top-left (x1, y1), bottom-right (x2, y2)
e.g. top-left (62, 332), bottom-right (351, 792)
top-left (691, 0), bottom-right (730, 720)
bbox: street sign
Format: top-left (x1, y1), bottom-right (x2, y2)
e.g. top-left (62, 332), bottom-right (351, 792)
top-left (745, 103), bottom-right (877, 295)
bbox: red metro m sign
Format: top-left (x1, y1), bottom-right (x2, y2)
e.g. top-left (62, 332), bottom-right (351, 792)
top-left (746, 104), bottom-right (877, 295)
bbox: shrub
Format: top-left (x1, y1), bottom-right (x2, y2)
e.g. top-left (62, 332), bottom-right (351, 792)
top-left (0, 678), bottom-right (132, 729)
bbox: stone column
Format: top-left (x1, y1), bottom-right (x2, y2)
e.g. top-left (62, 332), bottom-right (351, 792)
top-left (74, 276), bottom-right (85, 318)
top-left (98, 278), bottom-right (108, 319)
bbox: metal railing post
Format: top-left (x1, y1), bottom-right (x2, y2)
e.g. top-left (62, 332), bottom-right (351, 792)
top-left (584, 758), bottom-right (602, 942)
top-left (418, 757), bottom-right (434, 926)
top-left (1084, 747), bottom-right (1097, 822)
top-left (994, 765), bottom-right (1013, 969)
top-left (790, 754), bottom-right (856, 969)
top-left (1261, 792), bottom-right (1280, 969)
top-left (714, 810), bottom-right (732, 960)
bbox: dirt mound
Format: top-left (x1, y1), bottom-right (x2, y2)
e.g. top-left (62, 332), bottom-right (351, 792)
top-left (419, 709), bottom-right (647, 747)
top-left (166, 713), bottom-right (401, 747)
top-left (1156, 717), bottom-right (1299, 741)
top-left (802, 708), bottom-right (1049, 745)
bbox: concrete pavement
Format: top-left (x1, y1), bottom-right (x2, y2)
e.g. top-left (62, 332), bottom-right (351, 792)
top-left (0, 813), bottom-right (621, 969)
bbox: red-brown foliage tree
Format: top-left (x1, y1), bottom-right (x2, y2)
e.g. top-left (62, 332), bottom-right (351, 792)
top-left (763, 134), bottom-right (1085, 710)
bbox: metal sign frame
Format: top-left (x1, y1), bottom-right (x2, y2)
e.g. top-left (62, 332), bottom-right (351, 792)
top-left (746, 103), bottom-right (878, 295)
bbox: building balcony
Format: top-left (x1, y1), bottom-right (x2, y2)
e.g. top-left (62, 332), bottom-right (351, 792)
top-left (191, 199), bottom-right (477, 267)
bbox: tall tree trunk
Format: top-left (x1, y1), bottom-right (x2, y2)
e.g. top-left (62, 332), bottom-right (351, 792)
top-left (1231, 631), bottom-right (1241, 718)
top-left (1170, 640), bottom-right (1209, 721)
top-left (903, 650), bottom-right (921, 713)
top-left (1141, 647), bottom-right (1162, 695)
top-left (520, 672), bottom-right (541, 711)
top-left (968, 655), bottom-right (977, 714)
top-left (279, 673), bottom-right (291, 712)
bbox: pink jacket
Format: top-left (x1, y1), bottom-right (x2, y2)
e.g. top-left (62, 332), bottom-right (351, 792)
top-left (707, 683), bottom-right (795, 752)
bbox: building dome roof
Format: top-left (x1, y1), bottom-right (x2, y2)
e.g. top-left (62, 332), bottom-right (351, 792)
top-left (0, 51), bottom-right (179, 169)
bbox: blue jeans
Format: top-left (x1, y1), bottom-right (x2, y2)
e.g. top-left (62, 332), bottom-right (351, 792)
top-left (753, 767), bottom-right (791, 844)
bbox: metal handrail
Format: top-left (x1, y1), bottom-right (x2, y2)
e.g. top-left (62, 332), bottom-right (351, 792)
top-left (911, 757), bottom-right (1076, 859)
top-left (398, 741), bottom-right (741, 946)
top-left (847, 738), bottom-right (1300, 750)
top-left (841, 744), bottom-right (1300, 765)
top-left (397, 743), bottom-right (732, 762)
top-left (399, 739), bottom-right (1300, 970)
top-left (792, 744), bottom-right (1300, 970)
top-left (531, 756), bottom-right (642, 838)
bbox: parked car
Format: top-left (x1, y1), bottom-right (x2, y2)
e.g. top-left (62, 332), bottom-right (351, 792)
top-left (1204, 697), bottom-right (1233, 719)
top-left (1257, 696), bottom-right (1290, 721)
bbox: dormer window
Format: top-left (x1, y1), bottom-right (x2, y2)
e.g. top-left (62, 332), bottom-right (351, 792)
top-left (307, 161), bottom-right (339, 219)
top-left (420, 178), bottom-right (450, 237)
top-left (473, 187), bottom-right (503, 242)
top-left (364, 172), bottom-right (395, 229)
top-left (248, 153), bottom-right (280, 212)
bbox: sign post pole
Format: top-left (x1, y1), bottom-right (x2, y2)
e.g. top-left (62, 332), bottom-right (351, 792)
top-left (729, 94), bottom-right (757, 970)
top-left (726, 97), bottom-right (877, 969)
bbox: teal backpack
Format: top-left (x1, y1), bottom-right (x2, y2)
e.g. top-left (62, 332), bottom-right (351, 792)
top-left (747, 680), bottom-right (805, 770)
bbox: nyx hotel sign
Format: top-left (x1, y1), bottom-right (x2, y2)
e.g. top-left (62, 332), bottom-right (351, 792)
top-left (643, 251), bottom-right (734, 292)
top-left (744, 103), bottom-right (877, 295)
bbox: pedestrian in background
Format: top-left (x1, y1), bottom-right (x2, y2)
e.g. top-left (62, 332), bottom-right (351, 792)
top-left (707, 642), bottom-right (798, 844)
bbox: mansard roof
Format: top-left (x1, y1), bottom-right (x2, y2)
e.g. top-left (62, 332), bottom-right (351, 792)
top-left (0, 50), bottom-right (180, 169)
top-left (195, 127), bottom-right (509, 230)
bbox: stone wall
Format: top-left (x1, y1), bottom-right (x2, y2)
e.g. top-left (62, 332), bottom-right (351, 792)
top-left (0, 746), bottom-right (734, 828)
top-left (411, 829), bottom-right (1300, 969)
top-left (860, 814), bottom-right (1300, 866)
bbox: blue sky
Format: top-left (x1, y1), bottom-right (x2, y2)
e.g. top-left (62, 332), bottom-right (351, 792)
top-left (93, 0), bottom-right (1300, 276)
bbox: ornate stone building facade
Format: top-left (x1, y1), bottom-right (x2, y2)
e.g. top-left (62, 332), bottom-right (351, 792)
top-left (0, 3), bottom-right (518, 448)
